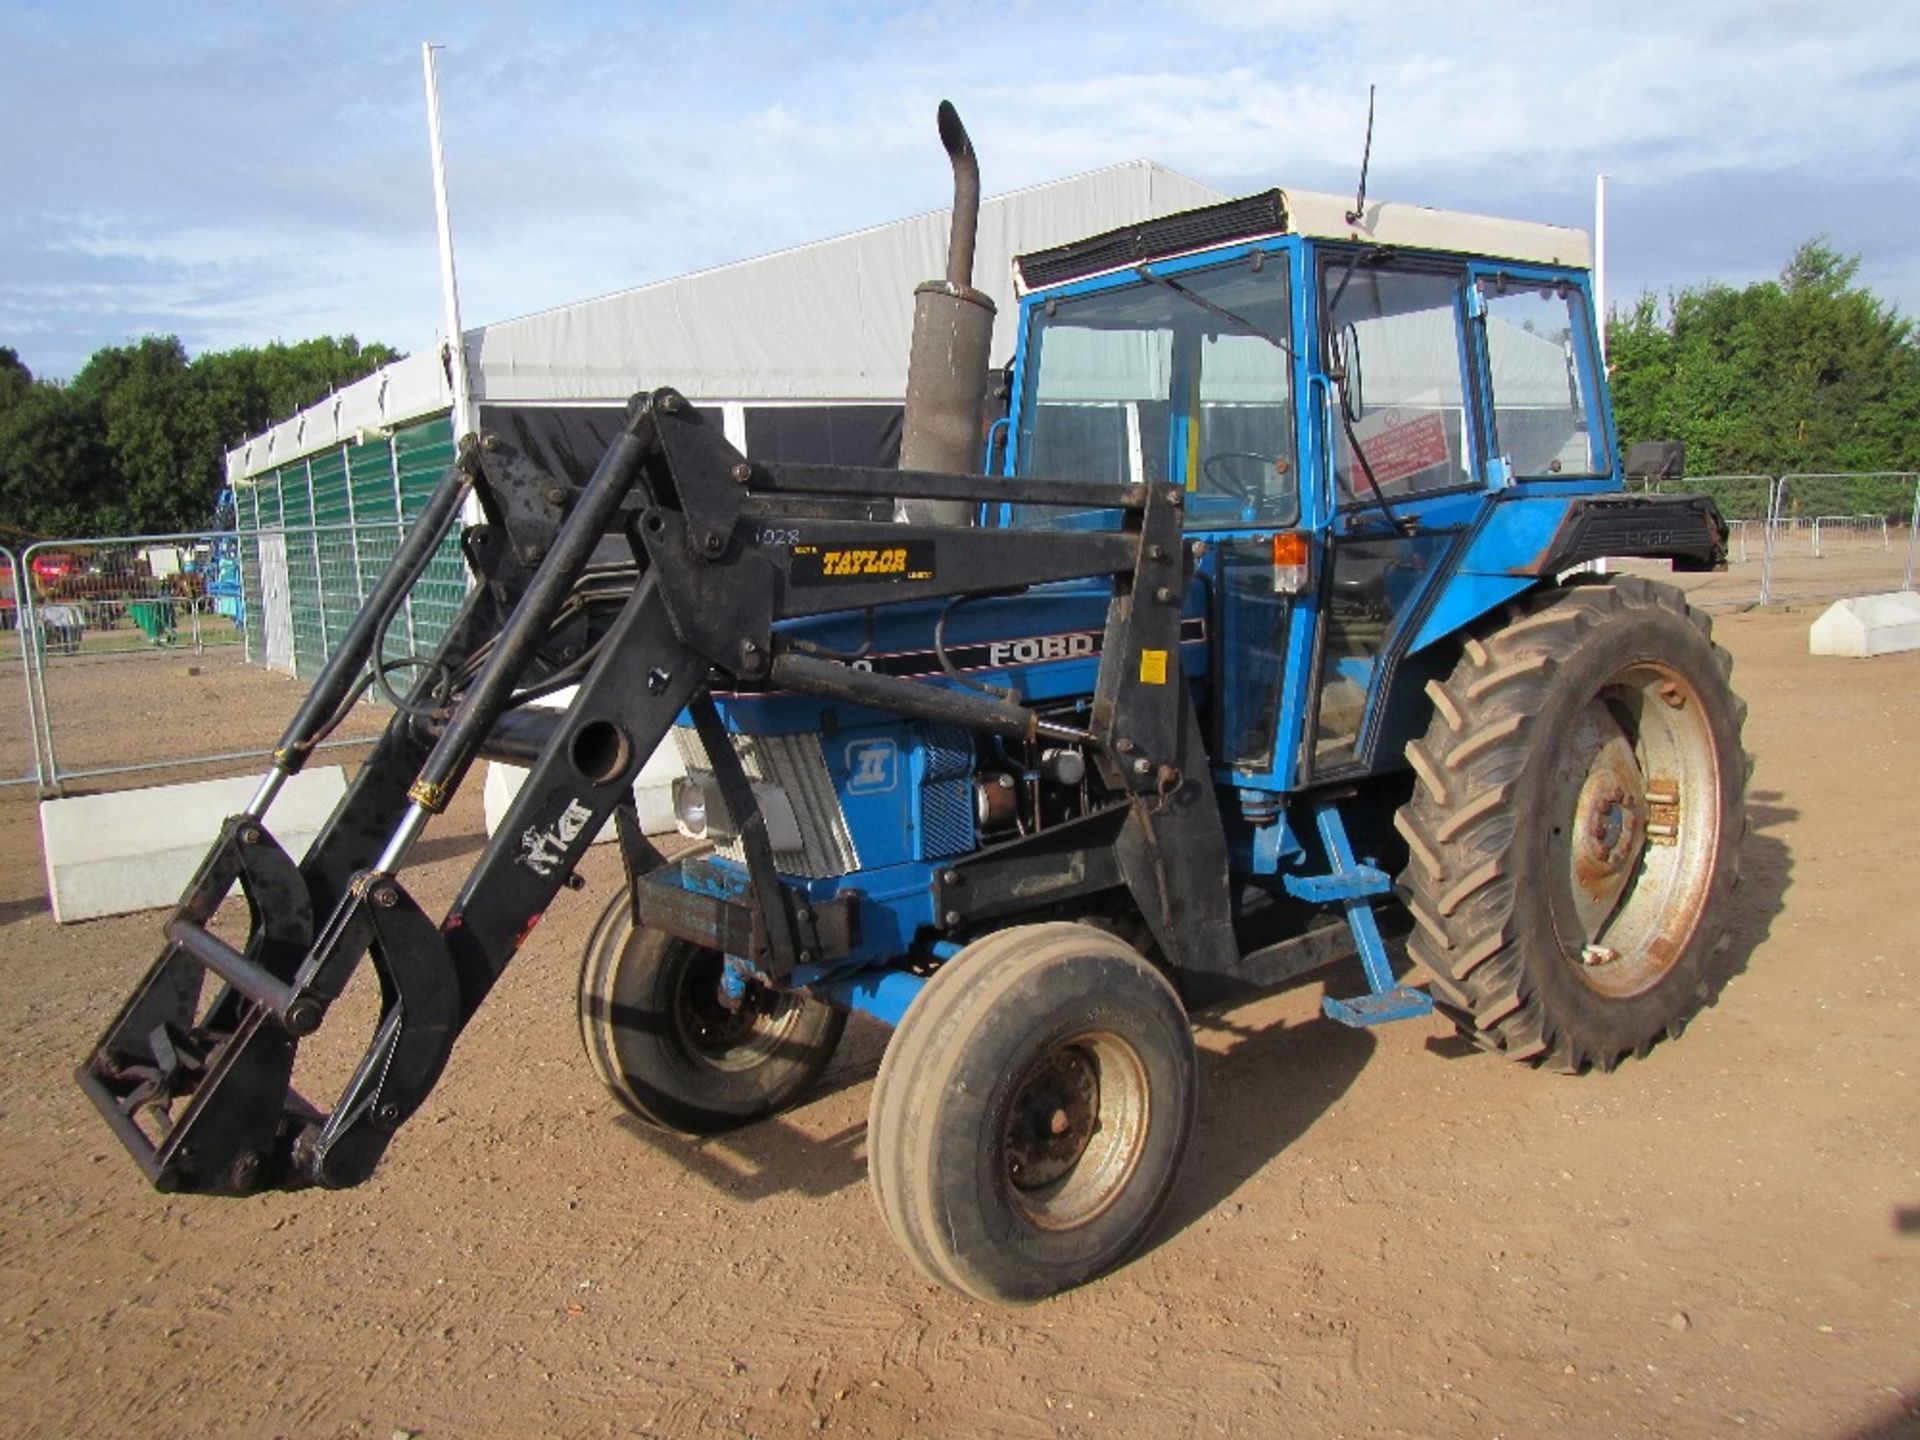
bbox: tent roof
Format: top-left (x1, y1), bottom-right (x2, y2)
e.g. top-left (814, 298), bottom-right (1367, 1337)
top-left (466, 160), bottom-right (1225, 407)
top-left (229, 160), bottom-right (1225, 480)
top-left (224, 163), bottom-right (1594, 484)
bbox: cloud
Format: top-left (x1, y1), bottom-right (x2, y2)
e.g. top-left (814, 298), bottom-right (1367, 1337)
top-left (3, 0), bottom-right (1918, 381)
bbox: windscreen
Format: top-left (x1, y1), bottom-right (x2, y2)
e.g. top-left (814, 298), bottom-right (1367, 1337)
top-left (1011, 259), bottom-right (1296, 529)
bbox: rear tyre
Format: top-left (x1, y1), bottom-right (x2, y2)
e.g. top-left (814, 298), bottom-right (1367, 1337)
top-left (1395, 576), bottom-right (1747, 1072)
top-left (577, 889), bottom-right (847, 1135)
top-left (867, 923), bottom-right (1196, 1303)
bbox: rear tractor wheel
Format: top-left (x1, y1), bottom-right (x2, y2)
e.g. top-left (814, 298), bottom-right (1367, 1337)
top-left (1395, 576), bottom-right (1747, 1072)
top-left (577, 889), bottom-right (847, 1135)
top-left (867, 923), bottom-right (1196, 1304)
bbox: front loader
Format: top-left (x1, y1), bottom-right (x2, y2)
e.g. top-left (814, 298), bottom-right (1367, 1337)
top-left (80, 105), bottom-right (1746, 1303)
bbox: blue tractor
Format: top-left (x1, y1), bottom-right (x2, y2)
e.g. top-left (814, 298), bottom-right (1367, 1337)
top-left (81, 107), bottom-right (1744, 1304)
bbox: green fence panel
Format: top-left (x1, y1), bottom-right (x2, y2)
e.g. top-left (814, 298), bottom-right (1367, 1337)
top-left (392, 415), bottom-right (465, 660)
top-left (347, 439), bottom-right (400, 525)
top-left (306, 447), bottom-right (360, 657)
top-left (277, 463), bottom-right (327, 680)
top-left (346, 438), bottom-right (407, 669)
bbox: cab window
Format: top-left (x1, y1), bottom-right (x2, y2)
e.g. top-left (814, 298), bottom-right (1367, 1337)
top-left (1323, 261), bottom-right (1474, 506)
top-left (1479, 276), bottom-right (1606, 477)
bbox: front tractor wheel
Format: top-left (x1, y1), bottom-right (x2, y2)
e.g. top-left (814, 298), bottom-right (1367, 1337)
top-left (577, 890), bottom-right (847, 1135)
top-left (867, 923), bottom-right (1196, 1304)
top-left (1395, 576), bottom-right (1748, 1072)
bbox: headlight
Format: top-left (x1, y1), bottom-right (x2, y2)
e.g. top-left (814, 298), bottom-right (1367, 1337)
top-left (672, 776), bottom-right (707, 836)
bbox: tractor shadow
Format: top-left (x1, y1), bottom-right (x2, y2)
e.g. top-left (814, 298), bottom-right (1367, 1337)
top-left (601, 796), bottom-right (1795, 1236)
top-left (1728, 791), bottom-right (1796, 985)
top-left (1150, 1004), bottom-right (1376, 1247)
top-left (607, 1014), bottom-right (890, 1202)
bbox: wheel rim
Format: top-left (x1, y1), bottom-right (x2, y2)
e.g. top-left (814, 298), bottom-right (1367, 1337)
top-left (1546, 660), bottom-right (1722, 999)
top-left (670, 946), bottom-right (806, 1073)
top-left (1001, 1031), bottom-right (1151, 1231)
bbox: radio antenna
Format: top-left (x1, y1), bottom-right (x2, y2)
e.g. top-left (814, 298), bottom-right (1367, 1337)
top-left (1346, 84), bottom-right (1376, 226)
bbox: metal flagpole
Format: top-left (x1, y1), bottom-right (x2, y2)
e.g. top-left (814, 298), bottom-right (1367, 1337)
top-left (1594, 172), bottom-right (1609, 365)
top-left (422, 41), bottom-right (474, 445)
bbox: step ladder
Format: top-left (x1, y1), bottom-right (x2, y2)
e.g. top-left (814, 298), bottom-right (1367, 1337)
top-left (1282, 798), bottom-right (1433, 1028)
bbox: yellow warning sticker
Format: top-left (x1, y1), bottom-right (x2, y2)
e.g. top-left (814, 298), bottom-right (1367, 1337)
top-left (1139, 649), bottom-right (1169, 685)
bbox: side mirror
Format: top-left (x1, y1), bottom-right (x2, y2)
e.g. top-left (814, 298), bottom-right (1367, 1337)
top-left (1329, 322), bottom-right (1365, 421)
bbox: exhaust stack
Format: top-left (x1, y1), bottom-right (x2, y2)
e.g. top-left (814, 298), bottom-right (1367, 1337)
top-left (897, 100), bottom-right (997, 524)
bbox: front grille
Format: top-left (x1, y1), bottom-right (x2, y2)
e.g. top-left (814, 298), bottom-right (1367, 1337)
top-left (919, 726), bottom-right (975, 858)
top-left (672, 727), bottom-right (860, 879)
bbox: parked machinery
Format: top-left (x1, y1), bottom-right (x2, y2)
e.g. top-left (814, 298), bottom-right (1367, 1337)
top-left (81, 106), bottom-right (1744, 1303)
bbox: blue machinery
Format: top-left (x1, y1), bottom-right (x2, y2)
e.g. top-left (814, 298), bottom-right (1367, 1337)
top-left (82, 109), bottom-right (1742, 1305)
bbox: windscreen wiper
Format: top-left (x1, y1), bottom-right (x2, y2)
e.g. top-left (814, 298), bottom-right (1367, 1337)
top-left (1135, 266), bottom-right (1294, 358)
top-left (1323, 245), bottom-right (1410, 533)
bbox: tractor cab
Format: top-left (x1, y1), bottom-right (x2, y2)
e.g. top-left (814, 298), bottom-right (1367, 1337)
top-left (1000, 192), bottom-right (1613, 796)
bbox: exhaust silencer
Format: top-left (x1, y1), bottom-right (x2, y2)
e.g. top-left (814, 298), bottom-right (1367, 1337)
top-left (897, 100), bottom-right (997, 525)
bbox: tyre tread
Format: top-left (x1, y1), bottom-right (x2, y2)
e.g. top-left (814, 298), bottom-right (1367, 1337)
top-left (1394, 577), bottom-right (1748, 1073)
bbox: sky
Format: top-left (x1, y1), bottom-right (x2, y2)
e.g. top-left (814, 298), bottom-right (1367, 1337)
top-left (4, 0), bottom-right (1920, 382)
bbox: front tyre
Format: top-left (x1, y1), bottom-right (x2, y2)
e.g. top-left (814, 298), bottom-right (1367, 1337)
top-left (577, 890), bottom-right (847, 1135)
top-left (867, 923), bottom-right (1196, 1303)
top-left (1395, 576), bottom-right (1747, 1072)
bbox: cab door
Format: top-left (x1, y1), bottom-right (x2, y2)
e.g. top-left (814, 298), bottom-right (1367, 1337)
top-left (1305, 252), bottom-right (1486, 779)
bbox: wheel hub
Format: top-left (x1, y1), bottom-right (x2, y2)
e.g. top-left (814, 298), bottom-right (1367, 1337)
top-left (676, 951), bottom-right (795, 1068)
top-left (1005, 1047), bottom-right (1100, 1190)
top-left (1544, 660), bottom-right (1722, 1001)
top-left (1559, 703), bottom-right (1651, 943)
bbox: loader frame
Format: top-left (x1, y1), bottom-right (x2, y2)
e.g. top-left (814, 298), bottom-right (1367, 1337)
top-left (79, 388), bottom-right (1254, 1196)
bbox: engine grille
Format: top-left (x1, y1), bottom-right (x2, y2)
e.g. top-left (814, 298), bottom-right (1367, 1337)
top-left (919, 726), bottom-right (976, 858)
top-left (672, 726), bottom-right (860, 879)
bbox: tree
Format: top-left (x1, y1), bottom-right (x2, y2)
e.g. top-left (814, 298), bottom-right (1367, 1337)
top-left (1609, 241), bottom-right (1920, 507)
top-left (0, 334), bottom-right (400, 536)
top-left (0, 348), bottom-right (31, 411)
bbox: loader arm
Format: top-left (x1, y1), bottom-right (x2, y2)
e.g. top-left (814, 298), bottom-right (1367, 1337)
top-left (80, 388), bottom-right (1236, 1196)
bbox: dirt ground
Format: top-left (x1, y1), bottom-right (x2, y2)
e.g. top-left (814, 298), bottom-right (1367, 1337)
top-left (0, 603), bottom-right (1915, 1439)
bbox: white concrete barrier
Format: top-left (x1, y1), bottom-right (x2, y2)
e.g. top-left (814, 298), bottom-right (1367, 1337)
top-left (480, 686), bottom-right (683, 842)
top-left (483, 747), bottom-right (682, 841)
top-left (1809, 590), bottom-right (1920, 658)
top-left (40, 766), bottom-right (348, 924)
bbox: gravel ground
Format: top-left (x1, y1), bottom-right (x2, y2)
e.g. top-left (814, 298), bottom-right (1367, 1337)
top-left (0, 602), bottom-right (1914, 1439)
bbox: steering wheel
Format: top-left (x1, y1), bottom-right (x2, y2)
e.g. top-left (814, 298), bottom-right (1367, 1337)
top-left (1200, 450), bottom-right (1290, 506)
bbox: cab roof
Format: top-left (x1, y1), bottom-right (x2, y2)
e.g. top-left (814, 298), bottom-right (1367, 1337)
top-left (1014, 188), bottom-right (1592, 293)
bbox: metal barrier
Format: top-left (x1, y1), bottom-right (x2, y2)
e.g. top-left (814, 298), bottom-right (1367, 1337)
top-left (0, 546), bottom-right (41, 788)
top-left (1624, 474), bottom-right (1778, 606)
top-left (19, 521), bottom-right (458, 794)
top-left (1770, 473), bottom-right (1920, 604)
top-left (9, 468), bottom-right (1914, 793)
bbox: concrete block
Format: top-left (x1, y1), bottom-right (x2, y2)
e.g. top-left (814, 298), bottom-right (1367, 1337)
top-left (41, 766), bottom-right (347, 924)
top-left (479, 686), bottom-right (683, 841)
top-left (1809, 590), bottom-right (1920, 658)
